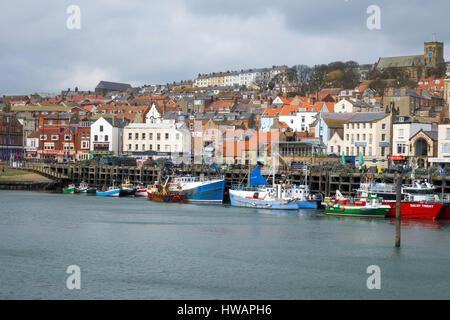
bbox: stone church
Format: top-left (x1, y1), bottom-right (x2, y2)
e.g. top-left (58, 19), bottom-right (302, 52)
top-left (375, 41), bottom-right (445, 81)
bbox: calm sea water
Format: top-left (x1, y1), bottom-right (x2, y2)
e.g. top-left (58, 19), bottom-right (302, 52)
top-left (0, 190), bottom-right (449, 300)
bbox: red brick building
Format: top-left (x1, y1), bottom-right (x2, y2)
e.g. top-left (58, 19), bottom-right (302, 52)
top-left (0, 113), bottom-right (24, 161)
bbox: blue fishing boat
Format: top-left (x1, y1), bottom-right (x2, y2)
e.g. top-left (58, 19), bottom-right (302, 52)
top-left (164, 163), bottom-right (225, 203)
top-left (96, 186), bottom-right (120, 197)
top-left (169, 176), bottom-right (225, 203)
top-left (229, 166), bottom-right (320, 210)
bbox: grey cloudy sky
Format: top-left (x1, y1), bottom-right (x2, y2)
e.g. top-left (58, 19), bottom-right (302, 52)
top-left (1, 0), bottom-right (449, 95)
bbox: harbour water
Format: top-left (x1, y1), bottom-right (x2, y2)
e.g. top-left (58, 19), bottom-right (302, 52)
top-left (0, 190), bottom-right (449, 300)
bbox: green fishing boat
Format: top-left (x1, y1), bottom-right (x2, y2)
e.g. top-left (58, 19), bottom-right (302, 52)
top-left (62, 184), bottom-right (76, 194)
top-left (325, 195), bottom-right (390, 218)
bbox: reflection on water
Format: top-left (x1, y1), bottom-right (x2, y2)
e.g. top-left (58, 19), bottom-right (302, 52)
top-left (0, 190), bottom-right (449, 300)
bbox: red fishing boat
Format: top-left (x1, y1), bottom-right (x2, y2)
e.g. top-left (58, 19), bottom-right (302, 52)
top-left (353, 179), bottom-right (444, 219)
top-left (146, 184), bottom-right (185, 203)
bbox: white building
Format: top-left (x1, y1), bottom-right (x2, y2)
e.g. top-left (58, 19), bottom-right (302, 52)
top-left (90, 117), bottom-right (124, 155)
top-left (123, 103), bottom-right (191, 154)
top-left (338, 113), bottom-right (392, 168)
top-left (392, 121), bottom-right (432, 157)
top-left (437, 123), bottom-right (450, 158)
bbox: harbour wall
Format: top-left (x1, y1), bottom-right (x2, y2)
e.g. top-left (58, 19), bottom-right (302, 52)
top-left (19, 163), bottom-right (450, 197)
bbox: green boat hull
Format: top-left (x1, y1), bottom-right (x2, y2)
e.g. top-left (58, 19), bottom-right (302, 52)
top-left (325, 206), bottom-right (389, 218)
top-left (63, 187), bottom-right (75, 194)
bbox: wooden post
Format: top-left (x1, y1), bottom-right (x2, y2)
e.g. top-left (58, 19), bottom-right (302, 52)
top-left (395, 172), bottom-right (401, 248)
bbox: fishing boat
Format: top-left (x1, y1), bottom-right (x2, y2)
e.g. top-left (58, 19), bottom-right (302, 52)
top-left (86, 188), bottom-right (97, 195)
top-left (357, 178), bottom-right (443, 219)
top-left (147, 180), bottom-right (185, 203)
top-left (229, 166), bottom-right (318, 210)
top-left (325, 195), bottom-right (390, 218)
top-left (135, 183), bottom-right (148, 197)
top-left (96, 185), bottom-right (120, 197)
top-left (119, 179), bottom-right (136, 197)
top-left (63, 184), bottom-right (76, 194)
top-left (165, 163), bottom-right (225, 203)
top-left (168, 176), bottom-right (225, 203)
top-left (76, 181), bottom-right (89, 193)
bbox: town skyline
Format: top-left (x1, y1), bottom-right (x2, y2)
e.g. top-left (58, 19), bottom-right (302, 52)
top-left (2, 0), bottom-right (450, 94)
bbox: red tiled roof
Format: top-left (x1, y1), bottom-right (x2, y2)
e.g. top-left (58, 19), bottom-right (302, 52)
top-left (262, 108), bottom-right (282, 118)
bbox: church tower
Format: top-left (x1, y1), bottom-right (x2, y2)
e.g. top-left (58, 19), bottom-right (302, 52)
top-left (424, 40), bottom-right (444, 68)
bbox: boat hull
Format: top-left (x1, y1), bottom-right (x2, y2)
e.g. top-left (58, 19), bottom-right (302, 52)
top-left (296, 200), bottom-right (321, 209)
top-left (229, 192), bottom-right (298, 210)
top-left (96, 189), bottom-right (120, 197)
top-left (63, 187), bottom-right (75, 194)
top-left (135, 190), bottom-right (148, 197)
top-left (180, 179), bottom-right (225, 203)
top-left (325, 206), bottom-right (389, 218)
top-left (384, 202), bottom-right (443, 219)
top-left (147, 192), bottom-right (185, 203)
top-left (119, 189), bottom-right (136, 197)
top-left (86, 188), bottom-right (97, 195)
top-left (437, 204), bottom-right (450, 219)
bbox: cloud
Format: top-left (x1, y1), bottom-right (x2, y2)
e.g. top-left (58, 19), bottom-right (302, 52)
top-left (0, 0), bottom-right (449, 95)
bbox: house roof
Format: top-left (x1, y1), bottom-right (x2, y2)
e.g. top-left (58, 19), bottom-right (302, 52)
top-left (262, 108), bottom-right (282, 118)
top-left (96, 81), bottom-right (132, 91)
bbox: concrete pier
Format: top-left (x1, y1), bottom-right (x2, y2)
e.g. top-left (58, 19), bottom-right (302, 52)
top-left (20, 162), bottom-right (450, 197)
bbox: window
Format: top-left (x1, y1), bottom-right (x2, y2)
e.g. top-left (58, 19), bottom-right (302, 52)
top-left (330, 146), bottom-right (334, 153)
top-left (442, 143), bottom-right (450, 153)
top-left (346, 147), bottom-right (349, 156)
top-left (362, 134), bottom-right (366, 141)
top-left (94, 135), bottom-right (98, 142)
top-left (381, 147), bottom-right (385, 156)
top-left (157, 133), bottom-right (161, 141)
top-left (301, 116), bottom-right (305, 123)
top-left (369, 134), bottom-right (372, 144)
top-left (142, 133), bottom-right (146, 140)
top-left (397, 143), bottom-right (406, 154)
top-left (135, 133), bottom-right (139, 140)
top-left (351, 147), bottom-right (354, 156)
top-left (369, 147), bottom-right (372, 156)
top-left (363, 123), bottom-right (366, 129)
top-left (135, 144), bottom-right (138, 150)
top-left (165, 133), bottom-right (169, 140)
top-left (176, 133), bottom-right (180, 140)
top-left (149, 133), bottom-right (153, 140)
top-left (51, 135), bottom-right (58, 141)
top-left (446, 128), bottom-right (450, 139)
top-left (381, 134), bottom-right (386, 141)
top-left (337, 146), bottom-right (341, 153)
top-left (399, 129), bottom-right (405, 139)
top-left (128, 144), bottom-right (131, 150)
top-left (104, 135), bottom-right (108, 142)
top-left (357, 134), bottom-right (360, 141)
top-left (82, 141), bottom-right (89, 149)
top-left (128, 133), bottom-right (132, 140)
top-left (357, 123), bottom-right (360, 129)
top-left (142, 144), bottom-right (145, 151)
top-left (351, 134), bottom-right (354, 143)
top-left (149, 144), bottom-right (153, 150)
top-left (382, 124), bottom-right (386, 130)
top-left (346, 134), bottom-right (349, 141)
top-left (157, 144), bottom-right (160, 151)
top-left (100, 125), bottom-right (103, 132)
